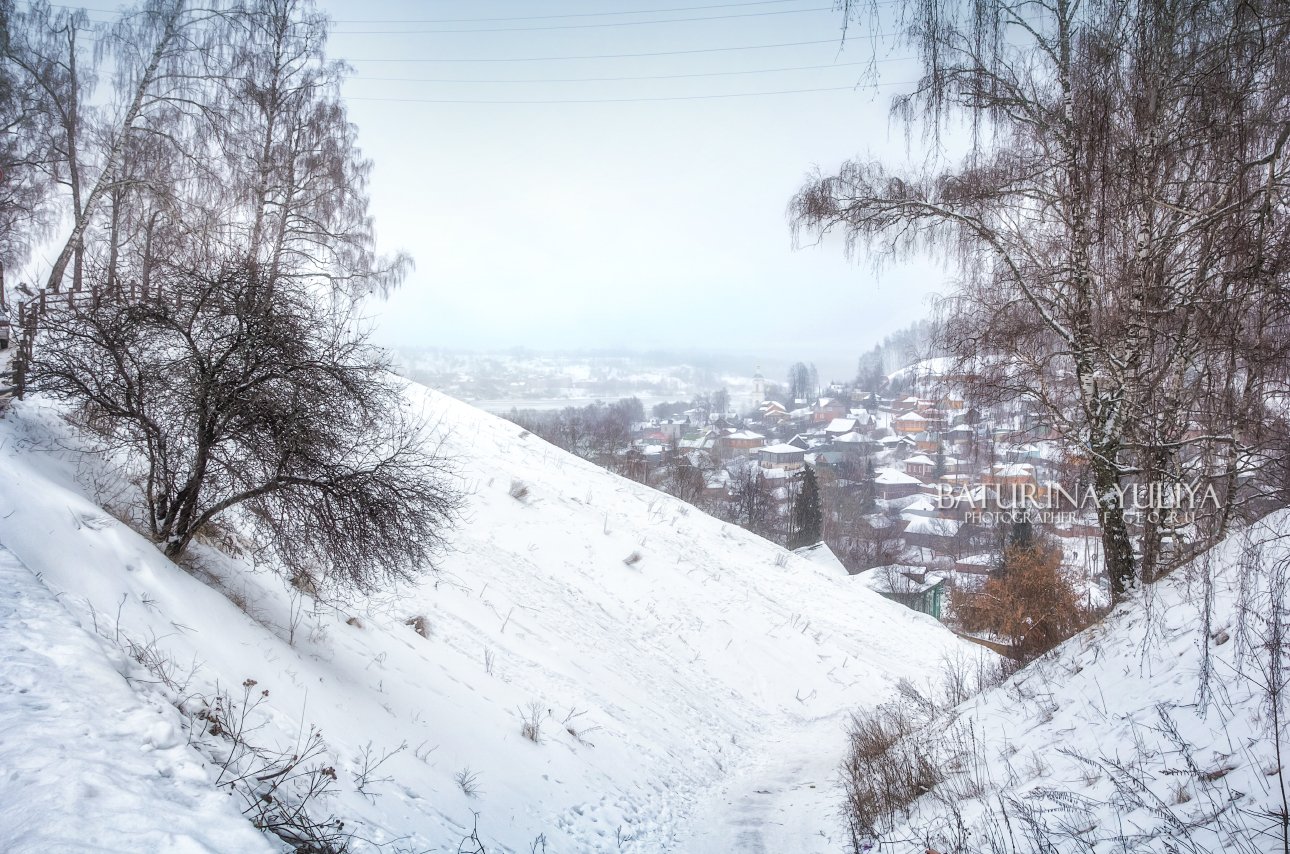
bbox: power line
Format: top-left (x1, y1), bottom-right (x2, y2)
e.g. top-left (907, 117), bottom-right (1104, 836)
top-left (58, 0), bottom-right (899, 26)
top-left (50, 0), bottom-right (825, 21)
top-left (351, 60), bottom-right (889, 85)
top-left (344, 38), bottom-right (853, 63)
top-left (345, 80), bottom-right (915, 105)
top-left (330, 6), bottom-right (834, 35)
top-left (330, 0), bottom-right (825, 25)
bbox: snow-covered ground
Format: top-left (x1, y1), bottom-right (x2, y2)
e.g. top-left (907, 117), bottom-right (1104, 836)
top-left (871, 511), bottom-right (1290, 853)
top-left (0, 545), bottom-right (273, 853)
top-left (0, 384), bottom-right (980, 852)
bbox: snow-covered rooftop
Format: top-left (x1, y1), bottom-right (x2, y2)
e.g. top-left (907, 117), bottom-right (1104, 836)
top-left (875, 468), bottom-right (923, 485)
top-left (757, 442), bottom-right (806, 455)
top-left (791, 542), bottom-right (849, 578)
top-left (902, 515), bottom-right (963, 537)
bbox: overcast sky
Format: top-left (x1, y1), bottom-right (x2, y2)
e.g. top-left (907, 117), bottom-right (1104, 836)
top-left (316, 1), bottom-right (947, 370)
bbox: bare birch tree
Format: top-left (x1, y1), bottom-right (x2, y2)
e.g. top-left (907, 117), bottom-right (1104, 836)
top-left (792, 0), bottom-right (1290, 599)
top-left (211, 0), bottom-right (411, 297)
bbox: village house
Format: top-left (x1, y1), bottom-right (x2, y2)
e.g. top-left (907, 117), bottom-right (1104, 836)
top-left (937, 473), bottom-right (973, 492)
top-left (889, 395), bottom-right (922, 414)
top-left (678, 429), bottom-right (719, 453)
top-left (939, 391), bottom-right (966, 411)
top-left (878, 434), bottom-right (918, 456)
top-left (917, 409), bottom-right (949, 431)
top-left (944, 423), bottom-right (976, 449)
top-left (855, 565), bottom-right (946, 619)
top-left (759, 400), bottom-right (789, 423)
top-left (938, 484), bottom-right (999, 520)
top-left (718, 429), bottom-right (766, 456)
top-left (983, 462), bottom-right (1038, 489)
top-left (897, 493), bottom-right (940, 517)
top-left (912, 431), bottom-right (944, 454)
top-left (893, 411), bottom-right (928, 435)
top-left (824, 417), bottom-right (859, 438)
top-left (812, 398), bottom-right (848, 423)
top-left (639, 429), bottom-right (672, 445)
top-left (756, 443), bottom-right (807, 471)
top-left (901, 515), bottom-right (970, 555)
top-left (954, 553), bottom-right (995, 576)
top-left (831, 431), bottom-right (879, 455)
top-left (874, 467), bottom-right (923, 500)
top-left (901, 453), bottom-right (939, 481)
top-left (651, 418), bottom-right (689, 440)
top-left (907, 453), bottom-right (967, 480)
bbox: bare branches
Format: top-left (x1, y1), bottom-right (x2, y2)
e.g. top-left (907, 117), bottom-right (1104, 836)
top-left (30, 258), bottom-right (461, 596)
top-left (796, 0), bottom-right (1290, 598)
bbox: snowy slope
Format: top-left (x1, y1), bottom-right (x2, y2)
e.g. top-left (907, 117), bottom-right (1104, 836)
top-left (0, 385), bottom-right (980, 853)
top-left (0, 546), bottom-right (273, 854)
top-left (874, 512), bottom-right (1290, 854)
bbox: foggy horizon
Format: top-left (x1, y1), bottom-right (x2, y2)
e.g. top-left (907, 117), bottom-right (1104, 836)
top-left (310, 0), bottom-right (949, 356)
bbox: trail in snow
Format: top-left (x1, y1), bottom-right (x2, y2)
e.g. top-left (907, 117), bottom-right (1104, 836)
top-left (674, 716), bottom-right (849, 853)
top-left (0, 546), bottom-right (272, 854)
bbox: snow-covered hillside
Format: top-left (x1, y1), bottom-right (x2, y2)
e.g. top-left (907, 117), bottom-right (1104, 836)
top-left (0, 384), bottom-right (978, 853)
top-left (869, 512), bottom-right (1290, 854)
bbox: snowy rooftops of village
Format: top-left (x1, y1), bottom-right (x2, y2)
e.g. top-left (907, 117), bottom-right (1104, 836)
top-left (610, 369), bottom-right (1101, 598)
top-left (874, 467), bottom-right (922, 485)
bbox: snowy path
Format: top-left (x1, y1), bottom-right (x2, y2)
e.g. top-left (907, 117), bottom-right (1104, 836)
top-left (0, 545), bottom-right (271, 854)
top-left (672, 715), bottom-right (850, 853)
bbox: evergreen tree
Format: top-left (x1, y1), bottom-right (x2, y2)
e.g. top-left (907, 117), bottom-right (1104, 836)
top-left (858, 458), bottom-right (878, 514)
top-left (790, 465), bottom-right (823, 549)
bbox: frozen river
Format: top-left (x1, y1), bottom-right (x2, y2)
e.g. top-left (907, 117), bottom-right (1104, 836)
top-left (469, 395), bottom-right (682, 414)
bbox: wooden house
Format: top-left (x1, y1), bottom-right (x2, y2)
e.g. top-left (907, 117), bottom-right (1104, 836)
top-left (719, 430), bottom-right (766, 455)
top-left (756, 443), bottom-right (807, 471)
top-left (874, 467), bottom-right (923, 500)
top-left (856, 566), bottom-right (946, 619)
top-left (893, 411), bottom-right (928, 435)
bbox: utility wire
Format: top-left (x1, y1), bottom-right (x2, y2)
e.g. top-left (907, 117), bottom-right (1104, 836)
top-left (60, 0), bottom-right (899, 26)
top-left (351, 60), bottom-right (899, 85)
top-left (50, 0), bottom-right (823, 20)
top-left (342, 38), bottom-right (872, 63)
top-left (345, 80), bottom-right (914, 105)
top-left (329, 0), bottom-right (830, 24)
top-left (330, 6), bottom-right (835, 35)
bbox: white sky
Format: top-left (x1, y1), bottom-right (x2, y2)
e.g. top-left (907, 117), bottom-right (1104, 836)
top-left (315, 0), bottom-right (950, 368)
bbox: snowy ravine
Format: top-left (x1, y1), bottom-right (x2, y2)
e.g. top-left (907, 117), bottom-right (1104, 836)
top-left (0, 385), bottom-right (981, 853)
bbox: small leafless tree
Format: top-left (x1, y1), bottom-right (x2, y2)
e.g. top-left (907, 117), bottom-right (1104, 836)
top-left (722, 459), bottom-right (777, 539)
top-left (30, 257), bottom-right (460, 595)
top-left (958, 541), bottom-right (1092, 661)
top-left (655, 449), bottom-right (715, 508)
